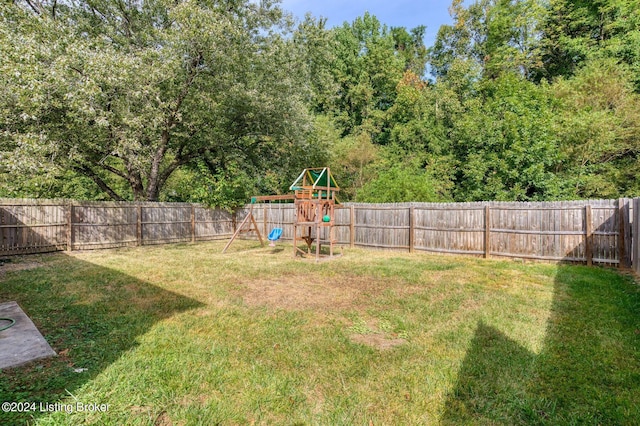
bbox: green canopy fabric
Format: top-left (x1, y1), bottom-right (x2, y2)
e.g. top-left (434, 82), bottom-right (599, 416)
top-left (308, 169), bottom-right (338, 189)
top-left (290, 168), bottom-right (339, 191)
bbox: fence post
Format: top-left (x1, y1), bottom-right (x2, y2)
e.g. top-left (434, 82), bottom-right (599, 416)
top-left (484, 205), bottom-right (490, 258)
top-left (409, 206), bottom-right (415, 253)
top-left (232, 210), bottom-right (237, 234)
top-left (633, 198), bottom-right (639, 274)
top-left (66, 202), bottom-right (73, 251)
top-left (263, 205), bottom-right (267, 237)
top-left (191, 205), bottom-right (196, 243)
top-left (585, 205), bottom-right (593, 266)
top-left (136, 204), bottom-right (142, 246)
top-left (350, 205), bottom-right (355, 248)
top-left (618, 198), bottom-right (627, 268)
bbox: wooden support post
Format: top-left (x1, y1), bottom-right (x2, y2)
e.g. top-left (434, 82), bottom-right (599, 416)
top-left (137, 205), bottom-right (142, 246)
top-left (315, 223), bottom-right (320, 262)
top-left (293, 201), bottom-right (297, 258)
top-left (251, 211), bottom-right (264, 245)
top-left (293, 200), bottom-right (303, 257)
top-left (624, 198), bottom-right (632, 269)
top-left (293, 223), bottom-right (297, 258)
top-left (191, 205), bottom-right (196, 243)
top-left (222, 207), bottom-right (264, 254)
top-left (350, 205), bottom-right (355, 248)
top-left (66, 203), bottom-right (73, 251)
top-left (409, 206), bottom-right (415, 253)
top-left (263, 205), bottom-right (267, 237)
top-left (585, 205), bottom-right (593, 266)
top-left (484, 205), bottom-right (490, 258)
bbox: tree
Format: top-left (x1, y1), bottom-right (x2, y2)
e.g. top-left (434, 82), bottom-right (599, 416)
top-left (329, 13), bottom-right (417, 137)
top-left (551, 59), bottom-right (640, 197)
top-left (391, 25), bottom-right (429, 77)
top-left (315, 13), bottom-right (436, 198)
top-left (384, 70), bottom-right (456, 196)
top-left (292, 14), bottom-right (340, 115)
top-left (425, 0), bottom-right (640, 201)
top-left (430, 0), bottom-right (544, 81)
top-left (536, 0), bottom-right (640, 90)
top-left (450, 73), bottom-right (564, 201)
top-left (356, 163), bottom-right (446, 203)
top-left (0, 0), bottom-right (311, 201)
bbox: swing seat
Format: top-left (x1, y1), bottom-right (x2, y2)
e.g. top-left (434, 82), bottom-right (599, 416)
top-left (268, 227), bottom-right (283, 241)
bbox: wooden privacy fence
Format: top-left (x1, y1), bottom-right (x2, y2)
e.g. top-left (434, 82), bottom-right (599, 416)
top-left (0, 198), bottom-right (638, 269)
top-left (0, 199), bottom-right (234, 254)
top-left (252, 199), bottom-right (634, 267)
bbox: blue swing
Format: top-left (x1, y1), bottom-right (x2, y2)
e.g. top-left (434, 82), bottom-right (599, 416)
top-left (267, 202), bottom-right (283, 246)
top-left (268, 227), bottom-right (283, 241)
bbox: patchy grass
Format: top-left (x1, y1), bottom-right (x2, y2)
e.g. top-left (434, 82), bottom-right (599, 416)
top-left (0, 241), bottom-right (639, 425)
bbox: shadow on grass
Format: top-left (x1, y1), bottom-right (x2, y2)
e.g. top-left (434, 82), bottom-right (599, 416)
top-left (0, 253), bottom-right (202, 424)
top-left (442, 264), bottom-right (640, 425)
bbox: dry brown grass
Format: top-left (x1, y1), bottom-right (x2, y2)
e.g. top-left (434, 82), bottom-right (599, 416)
top-left (349, 333), bottom-right (407, 350)
top-left (0, 258), bottom-right (43, 274)
top-left (240, 274), bottom-right (389, 312)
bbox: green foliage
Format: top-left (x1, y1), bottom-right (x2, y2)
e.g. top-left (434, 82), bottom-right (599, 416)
top-left (329, 13), bottom-right (406, 136)
top-left (430, 0), bottom-right (544, 80)
top-left (537, 0), bottom-right (640, 89)
top-left (160, 163), bottom-right (253, 210)
top-left (356, 164), bottom-right (448, 203)
top-left (293, 15), bottom-right (340, 114)
top-left (330, 131), bottom-right (379, 200)
top-left (0, 168), bottom-right (112, 201)
top-left (1, 0), bottom-right (313, 202)
top-left (391, 25), bottom-right (429, 76)
top-left (451, 73), bottom-right (566, 201)
top-left (2, 0), bottom-right (640, 204)
top-left (424, 0), bottom-right (640, 201)
top-left (551, 58), bottom-right (640, 198)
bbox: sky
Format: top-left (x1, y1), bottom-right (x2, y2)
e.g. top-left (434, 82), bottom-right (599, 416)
top-left (279, 0), bottom-right (456, 48)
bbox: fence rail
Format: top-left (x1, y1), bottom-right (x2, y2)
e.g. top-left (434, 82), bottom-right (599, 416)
top-left (0, 198), bottom-right (638, 270)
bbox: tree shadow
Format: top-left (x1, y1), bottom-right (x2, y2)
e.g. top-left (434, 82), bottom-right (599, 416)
top-left (0, 253), bottom-right (202, 424)
top-left (443, 201), bottom-right (638, 424)
top-left (0, 203), bottom-right (68, 255)
top-left (442, 321), bottom-right (535, 424)
top-left (441, 263), bottom-right (640, 425)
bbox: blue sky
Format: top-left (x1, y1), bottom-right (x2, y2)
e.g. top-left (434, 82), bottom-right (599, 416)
top-left (279, 0), bottom-right (456, 47)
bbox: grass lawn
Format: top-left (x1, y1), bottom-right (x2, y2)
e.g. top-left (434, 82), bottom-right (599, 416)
top-left (1, 240), bottom-right (639, 425)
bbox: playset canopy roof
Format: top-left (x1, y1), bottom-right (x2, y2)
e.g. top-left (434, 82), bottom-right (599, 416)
top-left (289, 168), bottom-right (340, 192)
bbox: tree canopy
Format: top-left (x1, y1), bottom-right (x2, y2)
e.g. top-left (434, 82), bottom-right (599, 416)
top-left (1, 0), bottom-right (318, 204)
top-left (2, 0), bottom-right (639, 204)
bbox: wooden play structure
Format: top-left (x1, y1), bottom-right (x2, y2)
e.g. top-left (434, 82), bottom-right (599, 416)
top-left (222, 167), bottom-right (340, 261)
top-left (290, 167), bottom-right (340, 260)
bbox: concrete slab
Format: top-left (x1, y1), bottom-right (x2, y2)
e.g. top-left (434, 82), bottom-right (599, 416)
top-left (0, 301), bottom-right (56, 370)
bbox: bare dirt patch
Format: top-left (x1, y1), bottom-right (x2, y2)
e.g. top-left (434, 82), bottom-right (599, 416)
top-left (0, 259), bottom-right (43, 275)
top-left (240, 274), bottom-right (414, 312)
top-left (130, 406), bottom-right (175, 426)
top-left (154, 411), bottom-right (173, 426)
top-left (349, 333), bottom-right (407, 350)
